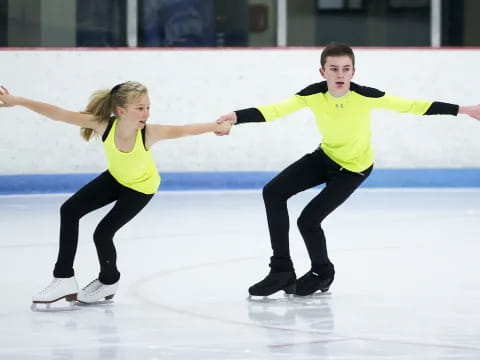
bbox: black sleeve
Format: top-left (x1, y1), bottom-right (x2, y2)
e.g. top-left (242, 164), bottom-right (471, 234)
top-left (234, 108), bottom-right (266, 125)
top-left (424, 102), bottom-right (459, 116)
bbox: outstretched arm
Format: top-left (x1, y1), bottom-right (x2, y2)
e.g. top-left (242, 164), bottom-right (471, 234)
top-left (215, 94), bottom-right (309, 136)
top-left (370, 89), bottom-right (480, 120)
top-left (0, 86), bottom-right (103, 132)
top-left (146, 120), bottom-right (232, 147)
top-left (458, 105), bottom-right (480, 121)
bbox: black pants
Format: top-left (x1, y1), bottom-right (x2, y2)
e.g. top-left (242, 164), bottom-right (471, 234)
top-left (263, 148), bottom-right (372, 274)
top-left (53, 171), bottom-right (154, 284)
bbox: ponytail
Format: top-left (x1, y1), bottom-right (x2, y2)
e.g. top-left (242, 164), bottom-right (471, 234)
top-left (80, 81), bottom-right (148, 142)
top-left (80, 89), bottom-right (112, 142)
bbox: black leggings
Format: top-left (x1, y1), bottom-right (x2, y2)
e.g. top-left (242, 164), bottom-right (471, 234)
top-left (53, 171), bottom-right (154, 284)
top-left (263, 148), bottom-right (372, 273)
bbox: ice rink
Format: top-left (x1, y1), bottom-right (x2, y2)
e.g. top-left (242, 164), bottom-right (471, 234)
top-left (1, 188), bottom-right (480, 359)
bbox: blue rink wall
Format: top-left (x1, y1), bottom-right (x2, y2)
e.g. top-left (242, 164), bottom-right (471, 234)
top-left (1, 169), bottom-right (480, 194)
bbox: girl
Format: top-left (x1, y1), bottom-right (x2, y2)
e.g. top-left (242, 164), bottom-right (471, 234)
top-left (0, 81), bottom-right (232, 306)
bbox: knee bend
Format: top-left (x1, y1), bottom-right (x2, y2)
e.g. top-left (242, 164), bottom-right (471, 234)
top-left (60, 200), bottom-right (79, 219)
top-left (297, 213), bottom-right (321, 232)
top-left (262, 182), bottom-right (285, 202)
top-left (93, 227), bottom-right (114, 244)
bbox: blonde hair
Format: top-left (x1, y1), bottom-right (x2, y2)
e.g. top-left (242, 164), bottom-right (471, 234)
top-left (80, 81), bottom-right (148, 141)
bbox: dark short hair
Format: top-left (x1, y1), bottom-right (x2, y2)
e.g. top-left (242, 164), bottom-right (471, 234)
top-left (320, 42), bottom-right (355, 68)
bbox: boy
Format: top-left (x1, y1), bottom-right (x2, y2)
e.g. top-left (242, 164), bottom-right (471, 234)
top-left (216, 42), bottom-right (480, 297)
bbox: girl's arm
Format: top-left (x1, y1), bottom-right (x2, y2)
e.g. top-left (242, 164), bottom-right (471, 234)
top-left (458, 105), bottom-right (480, 120)
top-left (0, 86), bottom-right (103, 132)
top-left (145, 120), bottom-right (232, 148)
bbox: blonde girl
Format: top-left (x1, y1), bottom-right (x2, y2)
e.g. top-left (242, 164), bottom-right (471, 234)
top-left (0, 82), bottom-right (232, 307)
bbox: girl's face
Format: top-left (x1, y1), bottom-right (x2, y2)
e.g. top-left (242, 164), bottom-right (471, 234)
top-left (319, 56), bottom-right (355, 97)
top-left (118, 93), bottom-right (150, 129)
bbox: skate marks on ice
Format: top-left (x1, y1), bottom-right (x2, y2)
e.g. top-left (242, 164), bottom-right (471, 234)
top-left (130, 257), bottom-right (336, 334)
top-left (129, 254), bottom-right (480, 358)
top-left (5, 189), bottom-right (480, 358)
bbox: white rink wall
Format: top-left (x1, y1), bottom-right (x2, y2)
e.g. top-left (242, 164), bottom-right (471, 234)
top-left (1, 48), bottom-right (480, 175)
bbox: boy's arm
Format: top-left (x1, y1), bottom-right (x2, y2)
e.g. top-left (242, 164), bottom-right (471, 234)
top-left (423, 101), bottom-right (459, 115)
top-left (350, 84), bottom-right (459, 116)
top-left (215, 94), bottom-right (308, 135)
top-left (378, 94), bottom-right (479, 120)
top-left (215, 83), bottom-right (321, 135)
top-left (373, 94), bottom-right (456, 116)
top-left (0, 86), bottom-right (102, 131)
top-left (234, 95), bottom-right (308, 124)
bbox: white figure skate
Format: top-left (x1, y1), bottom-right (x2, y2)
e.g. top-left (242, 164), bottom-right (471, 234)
top-left (31, 277), bottom-right (79, 312)
top-left (76, 279), bottom-right (118, 305)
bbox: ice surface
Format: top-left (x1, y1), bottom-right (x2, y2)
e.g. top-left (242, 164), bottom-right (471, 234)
top-left (1, 189), bottom-right (480, 359)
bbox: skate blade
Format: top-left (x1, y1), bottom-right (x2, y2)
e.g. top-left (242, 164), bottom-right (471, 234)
top-left (293, 291), bottom-right (332, 299)
top-left (289, 293), bottom-right (332, 307)
top-left (247, 293), bottom-right (295, 303)
top-left (75, 299), bottom-right (114, 307)
top-left (31, 301), bottom-right (79, 312)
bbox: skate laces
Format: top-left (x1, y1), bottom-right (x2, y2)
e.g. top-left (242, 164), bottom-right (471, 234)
top-left (81, 280), bottom-right (117, 299)
top-left (82, 279), bottom-right (101, 292)
top-left (297, 271), bottom-right (318, 284)
top-left (38, 278), bottom-right (62, 294)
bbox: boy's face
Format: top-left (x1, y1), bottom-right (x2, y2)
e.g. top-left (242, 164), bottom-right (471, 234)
top-left (320, 56), bottom-right (355, 97)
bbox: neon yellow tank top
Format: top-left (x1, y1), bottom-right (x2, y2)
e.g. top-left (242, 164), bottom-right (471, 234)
top-left (103, 119), bottom-right (160, 194)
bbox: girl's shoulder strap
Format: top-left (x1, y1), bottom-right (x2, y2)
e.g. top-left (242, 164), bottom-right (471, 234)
top-left (102, 117), bottom-right (116, 142)
top-left (141, 126), bottom-right (147, 150)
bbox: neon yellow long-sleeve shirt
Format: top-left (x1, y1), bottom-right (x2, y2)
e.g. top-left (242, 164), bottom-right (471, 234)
top-left (235, 82), bottom-right (458, 172)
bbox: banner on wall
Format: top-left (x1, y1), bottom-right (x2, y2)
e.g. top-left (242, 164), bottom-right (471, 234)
top-left (140, 0), bottom-right (215, 47)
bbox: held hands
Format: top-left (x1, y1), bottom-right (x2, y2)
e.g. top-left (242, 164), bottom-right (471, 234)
top-left (214, 117), bottom-right (233, 135)
top-left (0, 86), bottom-right (16, 107)
top-left (215, 112), bottom-right (237, 136)
top-left (459, 105), bottom-right (480, 121)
